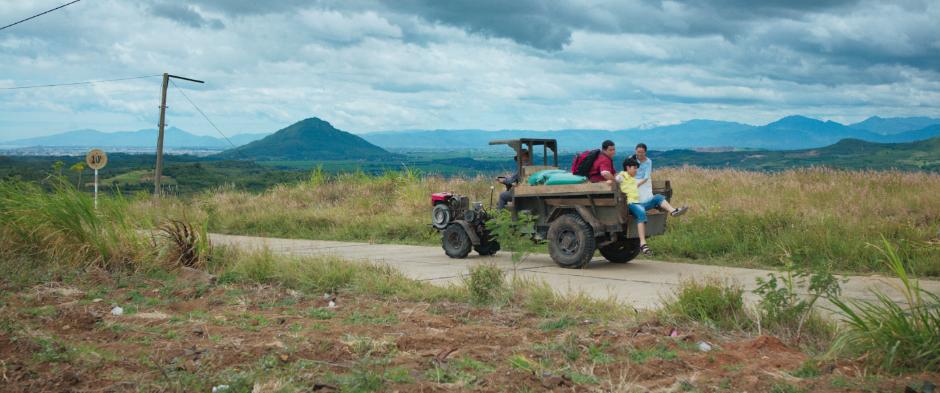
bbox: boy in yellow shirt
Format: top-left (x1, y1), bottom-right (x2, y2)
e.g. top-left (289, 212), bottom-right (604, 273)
top-left (618, 158), bottom-right (688, 255)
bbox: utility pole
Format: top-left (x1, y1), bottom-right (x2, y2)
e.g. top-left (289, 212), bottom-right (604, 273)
top-left (154, 73), bottom-right (204, 196)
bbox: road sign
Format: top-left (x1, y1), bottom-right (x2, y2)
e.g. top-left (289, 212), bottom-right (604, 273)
top-left (85, 148), bottom-right (108, 170)
top-left (85, 149), bottom-right (107, 209)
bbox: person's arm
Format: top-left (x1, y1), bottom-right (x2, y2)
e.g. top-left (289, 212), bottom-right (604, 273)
top-left (600, 157), bottom-right (615, 181)
top-left (637, 178), bottom-right (649, 186)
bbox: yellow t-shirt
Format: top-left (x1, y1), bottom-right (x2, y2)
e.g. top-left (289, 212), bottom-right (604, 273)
top-left (618, 173), bottom-right (639, 203)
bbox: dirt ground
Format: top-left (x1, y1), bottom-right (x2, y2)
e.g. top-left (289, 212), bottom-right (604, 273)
top-left (1, 274), bottom-right (935, 392)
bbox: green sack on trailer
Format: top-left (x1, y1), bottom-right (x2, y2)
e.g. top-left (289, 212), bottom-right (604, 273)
top-left (544, 173), bottom-right (587, 185)
top-left (528, 169), bottom-right (567, 185)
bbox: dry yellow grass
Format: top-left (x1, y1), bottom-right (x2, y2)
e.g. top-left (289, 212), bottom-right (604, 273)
top-left (129, 167), bottom-right (940, 275)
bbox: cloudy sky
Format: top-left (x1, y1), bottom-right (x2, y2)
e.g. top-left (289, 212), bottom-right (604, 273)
top-left (1, 0), bottom-right (939, 140)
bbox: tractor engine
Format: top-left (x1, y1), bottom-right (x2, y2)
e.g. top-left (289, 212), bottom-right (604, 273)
top-left (431, 192), bottom-right (469, 229)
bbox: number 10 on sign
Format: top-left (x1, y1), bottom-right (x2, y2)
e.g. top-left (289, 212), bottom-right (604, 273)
top-left (85, 149), bottom-right (108, 209)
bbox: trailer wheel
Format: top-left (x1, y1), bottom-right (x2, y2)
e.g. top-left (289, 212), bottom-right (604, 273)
top-left (547, 213), bottom-right (595, 269)
top-left (442, 223), bottom-right (471, 258)
top-left (599, 238), bottom-right (641, 263)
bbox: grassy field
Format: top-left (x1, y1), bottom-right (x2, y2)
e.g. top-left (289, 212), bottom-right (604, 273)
top-left (131, 167), bottom-right (940, 276)
top-left (3, 178), bottom-right (939, 391)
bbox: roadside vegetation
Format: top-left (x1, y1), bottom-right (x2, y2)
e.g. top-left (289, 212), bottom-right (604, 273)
top-left (128, 166), bottom-right (940, 276)
top-left (2, 175), bottom-right (939, 391)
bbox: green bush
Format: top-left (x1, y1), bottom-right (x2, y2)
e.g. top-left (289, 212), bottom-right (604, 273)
top-left (829, 240), bottom-right (940, 372)
top-left (754, 260), bottom-right (840, 344)
top-left (465, 264), bottom-right (506, 305)
top-left (664, 277), bottom-right (751, 330)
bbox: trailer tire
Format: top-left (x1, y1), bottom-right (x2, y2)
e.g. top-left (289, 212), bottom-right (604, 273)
top-left (547, 213), bottom-right (595, 269)
top-left (599, 238), bottom-right (641, 263)
top-left (442, 223), bottom-right (472, 258)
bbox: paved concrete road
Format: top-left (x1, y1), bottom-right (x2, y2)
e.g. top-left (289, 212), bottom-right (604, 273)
top-left (211, 233), bottom-right (939, 309)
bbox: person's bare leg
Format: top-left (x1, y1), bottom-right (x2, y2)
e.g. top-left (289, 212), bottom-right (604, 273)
top-left (637, 222), bottom-right (647, 246)
top-left (659, 200), bottom-right (677, 213)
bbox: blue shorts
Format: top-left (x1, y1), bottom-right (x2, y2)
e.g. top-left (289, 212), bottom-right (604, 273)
top-left (628, 194), bottom-right (666, 223)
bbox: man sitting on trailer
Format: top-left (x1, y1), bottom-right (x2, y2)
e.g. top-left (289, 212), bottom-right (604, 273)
top-left (588, 140), bottom-right (617, 183)
top-left (497, 149), bottom-right (530, 209)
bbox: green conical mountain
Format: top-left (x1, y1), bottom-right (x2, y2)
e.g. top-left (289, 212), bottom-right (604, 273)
top-left (217, 118), bottom-right (390, 160)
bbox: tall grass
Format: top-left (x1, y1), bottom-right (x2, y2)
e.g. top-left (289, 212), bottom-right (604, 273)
top-left (215, 247), bottom-right (465, 302)
top-left (653, 167), bottom-right (940, 275)
top-left (662, 277), bottom-right (752, 330)
top-left (0, 178), bottom-right (150, 271)
top-left (128, 167), bottom-right (940, 275)
top-left (829, 240), bottom-right (940, 371)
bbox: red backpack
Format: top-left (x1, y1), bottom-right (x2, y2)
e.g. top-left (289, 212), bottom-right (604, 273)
top-left (571, 149), bottom-right (601, 177)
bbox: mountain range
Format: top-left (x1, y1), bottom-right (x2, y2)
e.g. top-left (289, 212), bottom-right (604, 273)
top-left (3, 115), bottom-right (939, 153)
top-left (363, 115), bottom-right (940, 151)
top-left (2, 127), bottom-right (267, 149)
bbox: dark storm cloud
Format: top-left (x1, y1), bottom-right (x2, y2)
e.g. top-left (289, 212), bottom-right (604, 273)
top-left (378, 0), bottom-right (578, 50)
top-left (149, 2), bottom-right (224, 29)
top-left (673, 0), bottom-right (862, 19)
top-left (379, 0), bottom-right (939, 76)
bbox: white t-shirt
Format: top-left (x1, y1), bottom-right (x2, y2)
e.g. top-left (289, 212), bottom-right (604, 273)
top-left (636, 157), bottom-right (654, 203)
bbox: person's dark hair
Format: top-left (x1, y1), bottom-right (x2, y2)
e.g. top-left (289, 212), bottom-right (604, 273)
top-left (602, 140), bottom-right (615, 150)
top-left (623, 157), bottom-right (639, 170)
top-left (635, 143), bottom-right (648, 151)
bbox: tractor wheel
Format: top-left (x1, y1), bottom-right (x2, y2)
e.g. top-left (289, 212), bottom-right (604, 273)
top-left (442, 223), bottom-right (472, 258)
top-left (474, 240), bottom-right (500, 256)
top-left (599, 238), bottom-right (641, 263)
top-left (547, 213), bottom-right (596, 269)
top-left (432, 204), bottom-right (452, 229)
top-left (474, 229), bottom-right (500, 256)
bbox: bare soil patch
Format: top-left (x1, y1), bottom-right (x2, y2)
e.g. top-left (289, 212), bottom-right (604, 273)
top-left (1, 276), bottom-right (935, 392)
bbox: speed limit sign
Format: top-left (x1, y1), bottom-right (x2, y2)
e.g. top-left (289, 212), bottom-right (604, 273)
top-left (85, 148), bottom-right (108, 170)
top-left (85, 149), bottom-right (108, 209)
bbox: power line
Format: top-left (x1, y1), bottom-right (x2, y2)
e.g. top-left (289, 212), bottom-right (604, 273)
top-left (0, 74), bottom-right (162, 90)
top-left (168, 79), bottom-right (238, 150)
top-left (1, 0), bottom-right (82, 32)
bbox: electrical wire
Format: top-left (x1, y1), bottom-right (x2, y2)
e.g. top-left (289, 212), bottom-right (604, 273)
top-left (168, 79), bottom-right (239, 150)
top-left (1, 0), bottom-right (82, 32)
top-left (0, 74), bottom-right (161, 90)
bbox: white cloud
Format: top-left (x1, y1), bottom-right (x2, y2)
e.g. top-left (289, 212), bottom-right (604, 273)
top-left (0, 0), bottom-right (938, 141)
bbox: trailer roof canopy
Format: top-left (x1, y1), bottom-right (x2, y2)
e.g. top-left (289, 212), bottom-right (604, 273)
top-left (488, 139), bottom-right (557, 152)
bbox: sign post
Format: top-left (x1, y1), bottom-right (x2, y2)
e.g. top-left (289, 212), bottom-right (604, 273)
top-left (85, 149), bottom-right (108, 209)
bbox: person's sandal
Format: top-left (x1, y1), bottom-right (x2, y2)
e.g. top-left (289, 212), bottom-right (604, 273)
top-left (671, 206), bottom-right (689, 217)
top-left (640, 244), bottom-right (652, 256)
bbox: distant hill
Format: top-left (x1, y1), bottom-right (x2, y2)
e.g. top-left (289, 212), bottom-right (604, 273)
top-left (216, 117), bottom-right (391, 161)
top-left (719, 115), bottom-right (882, 149)
top-left (4, 127), bottom-right (267, 148)
top-left (849, 116), bottom-right (940, 135)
